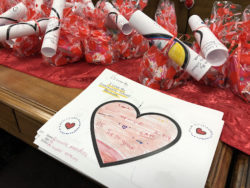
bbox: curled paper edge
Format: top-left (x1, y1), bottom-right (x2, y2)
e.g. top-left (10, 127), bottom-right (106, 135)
top-left (104, 2), bottom-right (133, 35)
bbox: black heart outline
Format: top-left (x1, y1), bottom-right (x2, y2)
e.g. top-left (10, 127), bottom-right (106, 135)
top-left (91, 100), bottom-right (182, 168)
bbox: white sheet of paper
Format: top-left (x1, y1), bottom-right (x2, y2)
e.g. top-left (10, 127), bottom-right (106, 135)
top-left (34, 69), bottom-right (224, 188)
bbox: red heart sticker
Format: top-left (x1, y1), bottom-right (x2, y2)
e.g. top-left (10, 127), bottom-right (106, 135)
top-left (196, 128), bottom-right (206, 135)
top-left (65, 122), bottom-right (75, 129)
top-left (91, 100), bottom-right (181, 167)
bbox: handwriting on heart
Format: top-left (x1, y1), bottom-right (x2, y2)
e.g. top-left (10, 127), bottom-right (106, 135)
top-left (65, 122), bottom-right (75, 129)
top-left (91, 100), bottom-right (181, 167)
top-left (196, 128), bottom-right (206, 135)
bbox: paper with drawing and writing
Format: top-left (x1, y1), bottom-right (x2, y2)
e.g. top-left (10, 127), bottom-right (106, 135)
top-left (34, 69), bottom-right (224, 188)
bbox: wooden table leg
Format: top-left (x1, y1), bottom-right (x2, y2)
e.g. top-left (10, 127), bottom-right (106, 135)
top-left (229, 151), bottom-right (250, 188)
top-left (206, 141), bottom-right (234, 188)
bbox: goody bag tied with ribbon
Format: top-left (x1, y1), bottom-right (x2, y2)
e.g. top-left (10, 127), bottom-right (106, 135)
top-left (0, 0), bottom-right (150, 66)
top-left (0, 0), bottom-right (248, 101)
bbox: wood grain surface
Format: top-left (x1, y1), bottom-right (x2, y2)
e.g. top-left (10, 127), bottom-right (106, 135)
top-left (0, 66), bottom-right (81, 122)
top-left (230, 151), bottom-right (250, 188)
top-left (206, 141), bottom-right (234, 188)
top-left (0, 102), bottom-right (19, 132)
top-left (15, 111), bottom-right (43, 140)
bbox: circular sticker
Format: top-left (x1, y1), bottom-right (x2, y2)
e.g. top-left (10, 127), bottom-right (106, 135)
top-left (59, 117), bottom-right (81, 135)
top-left (189, 124), bottom-right (213, 140)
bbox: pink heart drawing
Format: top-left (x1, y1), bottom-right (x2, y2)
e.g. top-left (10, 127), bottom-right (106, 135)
top-left (91, 100), bottom-right (181, 167)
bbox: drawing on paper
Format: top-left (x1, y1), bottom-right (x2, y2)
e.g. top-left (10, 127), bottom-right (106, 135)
top-left (91, 100), bottom-right (181, 167)
top-left (189, 123), bottom-right (213, 140)
top-left (59, 117), bottom-right (81, 135)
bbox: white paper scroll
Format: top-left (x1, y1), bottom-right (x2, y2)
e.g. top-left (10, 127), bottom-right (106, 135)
top-left (129, 10), bottom-right (211, 81)
top-left (104, 2), bottom-right (132, 35)
top-left (41, 0), bottom-right (66, 57)
top-left (0, 18), bottom-right (49, 42)
top-left (0, 2), bottom-right (27, 26)
top-left (189, 15), bottom-right (229, 67)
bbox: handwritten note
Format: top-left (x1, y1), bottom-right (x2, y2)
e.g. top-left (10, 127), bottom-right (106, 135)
top-left (39, 134), bottom-right (88, 162)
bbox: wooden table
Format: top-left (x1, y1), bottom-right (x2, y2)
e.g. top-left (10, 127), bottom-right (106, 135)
top-left (0, 65), bottom-right (249, 187)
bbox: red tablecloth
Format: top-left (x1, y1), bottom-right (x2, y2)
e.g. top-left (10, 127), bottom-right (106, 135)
top-left (0, 49), bottom-right (249, 155)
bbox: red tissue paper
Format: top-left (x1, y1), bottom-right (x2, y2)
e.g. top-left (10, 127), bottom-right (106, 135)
top-left (198, 1), bottom-right (250, 102)
top-left (85, 0), bottom-right (149, 65)
top-left (46, 0), bottom-right (149, 66)
top-left (0, 0), bottom-right (150, 66)
top-left (139, 0), bottom-right (190, 90)
top-left (43, 4), bottom-right (87, 66)
top-left (0, 0), bottom-right (51, 57)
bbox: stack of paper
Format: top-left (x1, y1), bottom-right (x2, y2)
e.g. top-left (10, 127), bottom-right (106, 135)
top-left (34, 69), bottom-right (224, 188)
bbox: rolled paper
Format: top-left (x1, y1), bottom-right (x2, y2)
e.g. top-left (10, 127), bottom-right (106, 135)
top-left (189, 15), bottom-right (229, 66)
top-left (0, 2), bottom-right (27, 26)
top-left (0, 18), bottom-right (49, 42)
top-left (104, 2), bottom-right (133, 35)
top-left (129, 10), bottom-right (211, 81)
top-left (41, 0), bottom-right (66, 58)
